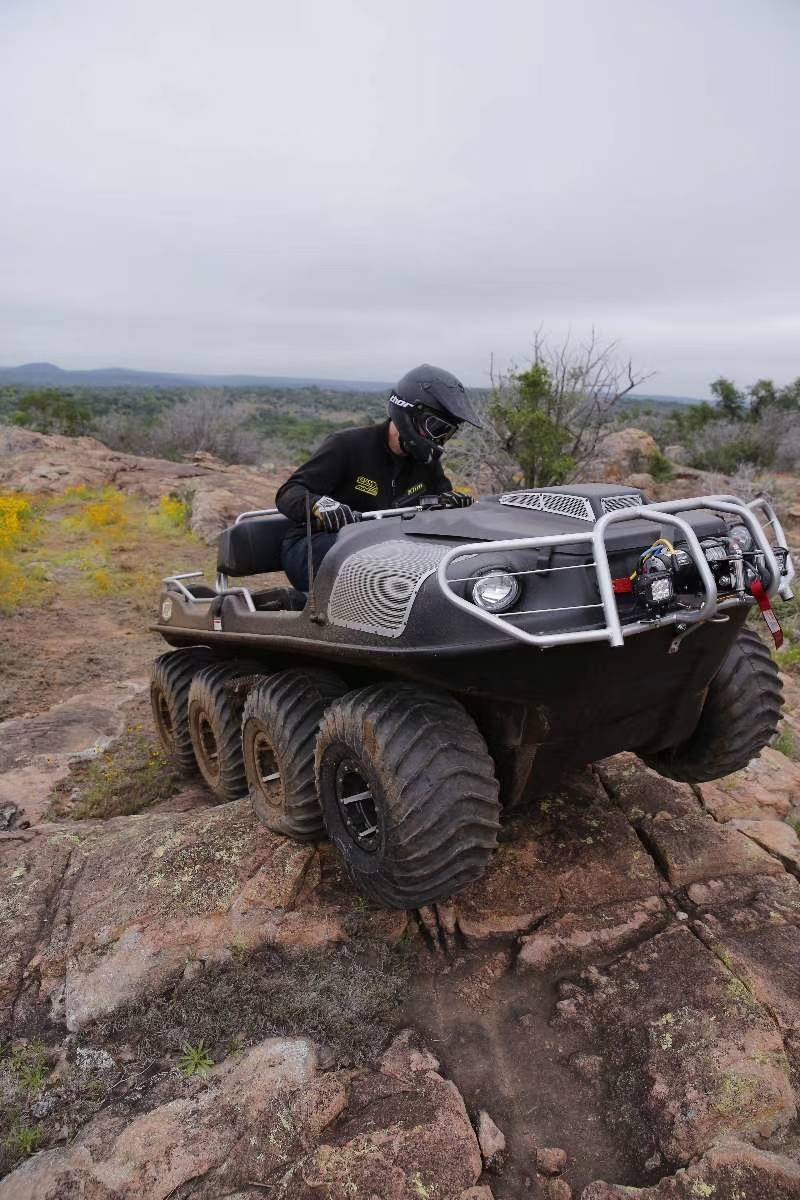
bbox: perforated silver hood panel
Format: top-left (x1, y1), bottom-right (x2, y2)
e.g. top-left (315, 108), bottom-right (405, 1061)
top-left (499, 491), bottom-right (595, 522)
top-left (601, 494), bottom-right (643, 513)
top-left (327, 538), bottom-right (447, 638)
top-left (498, 490), bottom-right (643, 521)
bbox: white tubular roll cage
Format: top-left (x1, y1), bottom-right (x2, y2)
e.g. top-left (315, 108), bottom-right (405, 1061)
top-left (161, 494), bottom-right (794, 648)
top-left (435, 494), bottom-right (793, 649)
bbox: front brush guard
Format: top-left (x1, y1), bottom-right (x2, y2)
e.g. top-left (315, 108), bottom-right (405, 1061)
top-left (436, 494), bottom-right (792, 650)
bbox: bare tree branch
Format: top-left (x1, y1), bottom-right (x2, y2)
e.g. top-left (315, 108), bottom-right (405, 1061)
top-left (469, 328), bottom-right (654, 489)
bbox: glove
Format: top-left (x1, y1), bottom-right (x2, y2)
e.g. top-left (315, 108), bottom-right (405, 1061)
top-left (311, 496), bottom-right (363, 533)
top-left (437, 490), bottom-right (474, 509)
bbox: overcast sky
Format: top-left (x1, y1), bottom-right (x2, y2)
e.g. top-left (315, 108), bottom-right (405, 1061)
top-left (2, 0), bottom-right (799, 397)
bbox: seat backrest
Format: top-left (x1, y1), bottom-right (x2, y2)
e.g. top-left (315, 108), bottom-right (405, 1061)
top-left (216, 513), bottom-right (291, 577)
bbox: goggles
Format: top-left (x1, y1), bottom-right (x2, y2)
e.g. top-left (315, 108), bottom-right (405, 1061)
top-left (413, 406), bottom-right (461, 445)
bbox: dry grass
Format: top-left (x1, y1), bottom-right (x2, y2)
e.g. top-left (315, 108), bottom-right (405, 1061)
top-left (93, 941), bottom-right (410, 1068)
top-left (0, 919), bottom-right (401, 1178)
top-left (0, 485), bottom-right (214, 618)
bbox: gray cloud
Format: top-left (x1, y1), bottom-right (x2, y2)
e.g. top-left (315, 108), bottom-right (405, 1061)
top-left (2, 0), bottom-right (799, 395)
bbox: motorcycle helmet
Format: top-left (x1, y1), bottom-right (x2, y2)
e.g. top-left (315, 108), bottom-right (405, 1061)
top-left (387, 363), bottom-right (482, 463)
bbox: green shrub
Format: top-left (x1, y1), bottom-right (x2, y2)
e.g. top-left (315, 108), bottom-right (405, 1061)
top-left (647, 450), bottom-right (674, 482)
top-left (775, 645), bottom-right (800, 673)
top-left (11, 390), bottom-right (91, 435)
top-left (773, 727), bottom-right (799, 761)
top-left (3, 1122), bottom-right (41, 1159)
top-left (179, 1041), bottom-right (215, 1076)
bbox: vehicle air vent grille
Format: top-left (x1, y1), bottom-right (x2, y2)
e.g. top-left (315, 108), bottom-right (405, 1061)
top-left (327, 539), bottom-right (447, 638)
top-left (499, 491), bottom-right (595, 523)
top-left (601, 494), bottom-right (643, 514)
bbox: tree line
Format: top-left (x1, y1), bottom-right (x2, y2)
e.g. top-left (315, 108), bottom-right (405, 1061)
top-left (3, 345), bottom-right (799, 485)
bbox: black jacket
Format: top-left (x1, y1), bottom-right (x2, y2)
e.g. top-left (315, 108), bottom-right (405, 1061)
top-left (275, 419), bottom-right (452, 528)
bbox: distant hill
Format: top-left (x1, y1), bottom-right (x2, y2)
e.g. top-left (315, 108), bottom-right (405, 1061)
top-left (0, 364), bottom-right (705, 407)
top-left (0, 361), bottom-right (390, 393)
top-left (625, 391), bottom-right (704, 408)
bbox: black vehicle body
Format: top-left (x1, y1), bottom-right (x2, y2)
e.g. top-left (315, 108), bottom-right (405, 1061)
top-left (151, 483), bottom-right (793, 802)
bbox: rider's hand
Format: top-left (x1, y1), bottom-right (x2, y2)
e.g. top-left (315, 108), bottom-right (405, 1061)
top-left (312, 496), bottom-right (363, 533)
top-left (437, 490), bottom-right (474, 509)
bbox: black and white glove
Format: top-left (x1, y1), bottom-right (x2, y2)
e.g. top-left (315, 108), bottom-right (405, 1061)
top-left (311, 496), bottom-right (363, 533)
top-left (437, 490), bottom-right (474, 509)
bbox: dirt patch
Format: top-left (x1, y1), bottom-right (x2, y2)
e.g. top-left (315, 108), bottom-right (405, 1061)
top-left (0, 600), bottom-right (162, 722)
top-left (46, 690), bottom-right (184, 820)
top-left (407, 951), bottom-right (645, 1198)
top-left (0, 678), bottom-right (149, 825)
top-left (0, 485), bottom-right (222, 826)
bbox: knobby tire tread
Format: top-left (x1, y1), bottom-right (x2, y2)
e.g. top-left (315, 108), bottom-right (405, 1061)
top-left (315, 682), bottom-right (501, 909)
top-left (645, 628), bottom-right (783, 783)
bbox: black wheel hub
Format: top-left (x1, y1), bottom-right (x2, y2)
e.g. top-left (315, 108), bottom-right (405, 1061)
top-left (335, 759), bottom-right (380, 853)
top-left (155, 690), bottom-right (175, 748)
top-left (252, 730), bottom-right (281, 807)
top-left (196, 712), bottom-right (220, 781)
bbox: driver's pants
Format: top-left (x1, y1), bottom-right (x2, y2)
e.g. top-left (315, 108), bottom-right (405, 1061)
top-left (281, 531), bottom-right (338, 592)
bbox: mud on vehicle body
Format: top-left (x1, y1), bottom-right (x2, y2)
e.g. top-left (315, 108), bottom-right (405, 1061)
top-left (149, 484), bottom-right (795, 909)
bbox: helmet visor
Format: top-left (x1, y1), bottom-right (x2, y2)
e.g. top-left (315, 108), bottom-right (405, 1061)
top-left (414, 407), bottom-right (460, 445)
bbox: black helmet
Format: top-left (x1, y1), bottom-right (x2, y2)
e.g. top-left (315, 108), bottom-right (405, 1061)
top-left (387, 363), bottom-right (482, 463)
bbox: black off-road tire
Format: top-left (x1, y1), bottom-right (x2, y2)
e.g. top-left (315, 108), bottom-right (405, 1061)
top-left (188, 660), bottom-right (263, 802)
top-left (150, 647), bottom-right (217, 775)
top-left (242, 668), bottom-right (348, 840)
top-left (644, 628), bottom-right (783, 783)
top-left (315, 683), bottom-right (501, 909)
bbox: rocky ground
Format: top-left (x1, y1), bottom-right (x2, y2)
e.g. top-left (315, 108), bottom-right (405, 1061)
top-left (0, 424), bottom-right (287, 543)
top-left (2, 426), bottom-right (800, 1198)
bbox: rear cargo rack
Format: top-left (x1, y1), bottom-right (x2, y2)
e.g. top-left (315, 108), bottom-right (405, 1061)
top-left (436, 495), bottom-right (792, 649)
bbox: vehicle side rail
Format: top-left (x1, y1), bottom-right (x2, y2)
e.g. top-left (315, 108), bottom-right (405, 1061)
top-left (233, 506), bottom-right (424, 524)
top-left (162, 572), bottom-right (213, 603)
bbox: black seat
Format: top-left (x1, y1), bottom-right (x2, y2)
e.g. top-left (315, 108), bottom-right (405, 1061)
top-left (214, 513), bottom-right (306, 613)
top-left (216, 513), bottom-right (291, 577)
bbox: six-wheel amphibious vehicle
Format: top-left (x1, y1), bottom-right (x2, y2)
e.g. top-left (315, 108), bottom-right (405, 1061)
top-left (149, 484), bottom-right (795, 909)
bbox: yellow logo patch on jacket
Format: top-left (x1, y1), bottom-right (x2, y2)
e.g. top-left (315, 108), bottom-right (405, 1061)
top-left (354, 475), bottom-right (379, 497)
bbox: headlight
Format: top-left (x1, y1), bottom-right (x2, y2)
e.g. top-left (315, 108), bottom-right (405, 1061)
top-left (635, 572), bottom-right (674, 608)
top-left (728, 523), bottom-right (753, 552)
top-left (469, 568), bottom-right (520, 613)
top-left (647, 576), bottom-right (674, 604)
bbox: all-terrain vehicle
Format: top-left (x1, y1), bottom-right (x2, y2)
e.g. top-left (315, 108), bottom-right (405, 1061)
top-left (149, 484), bottom-right (795, 909)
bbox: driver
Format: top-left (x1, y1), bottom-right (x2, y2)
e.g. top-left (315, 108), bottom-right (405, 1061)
top-left (276, 363), bottom-right (482, 590)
